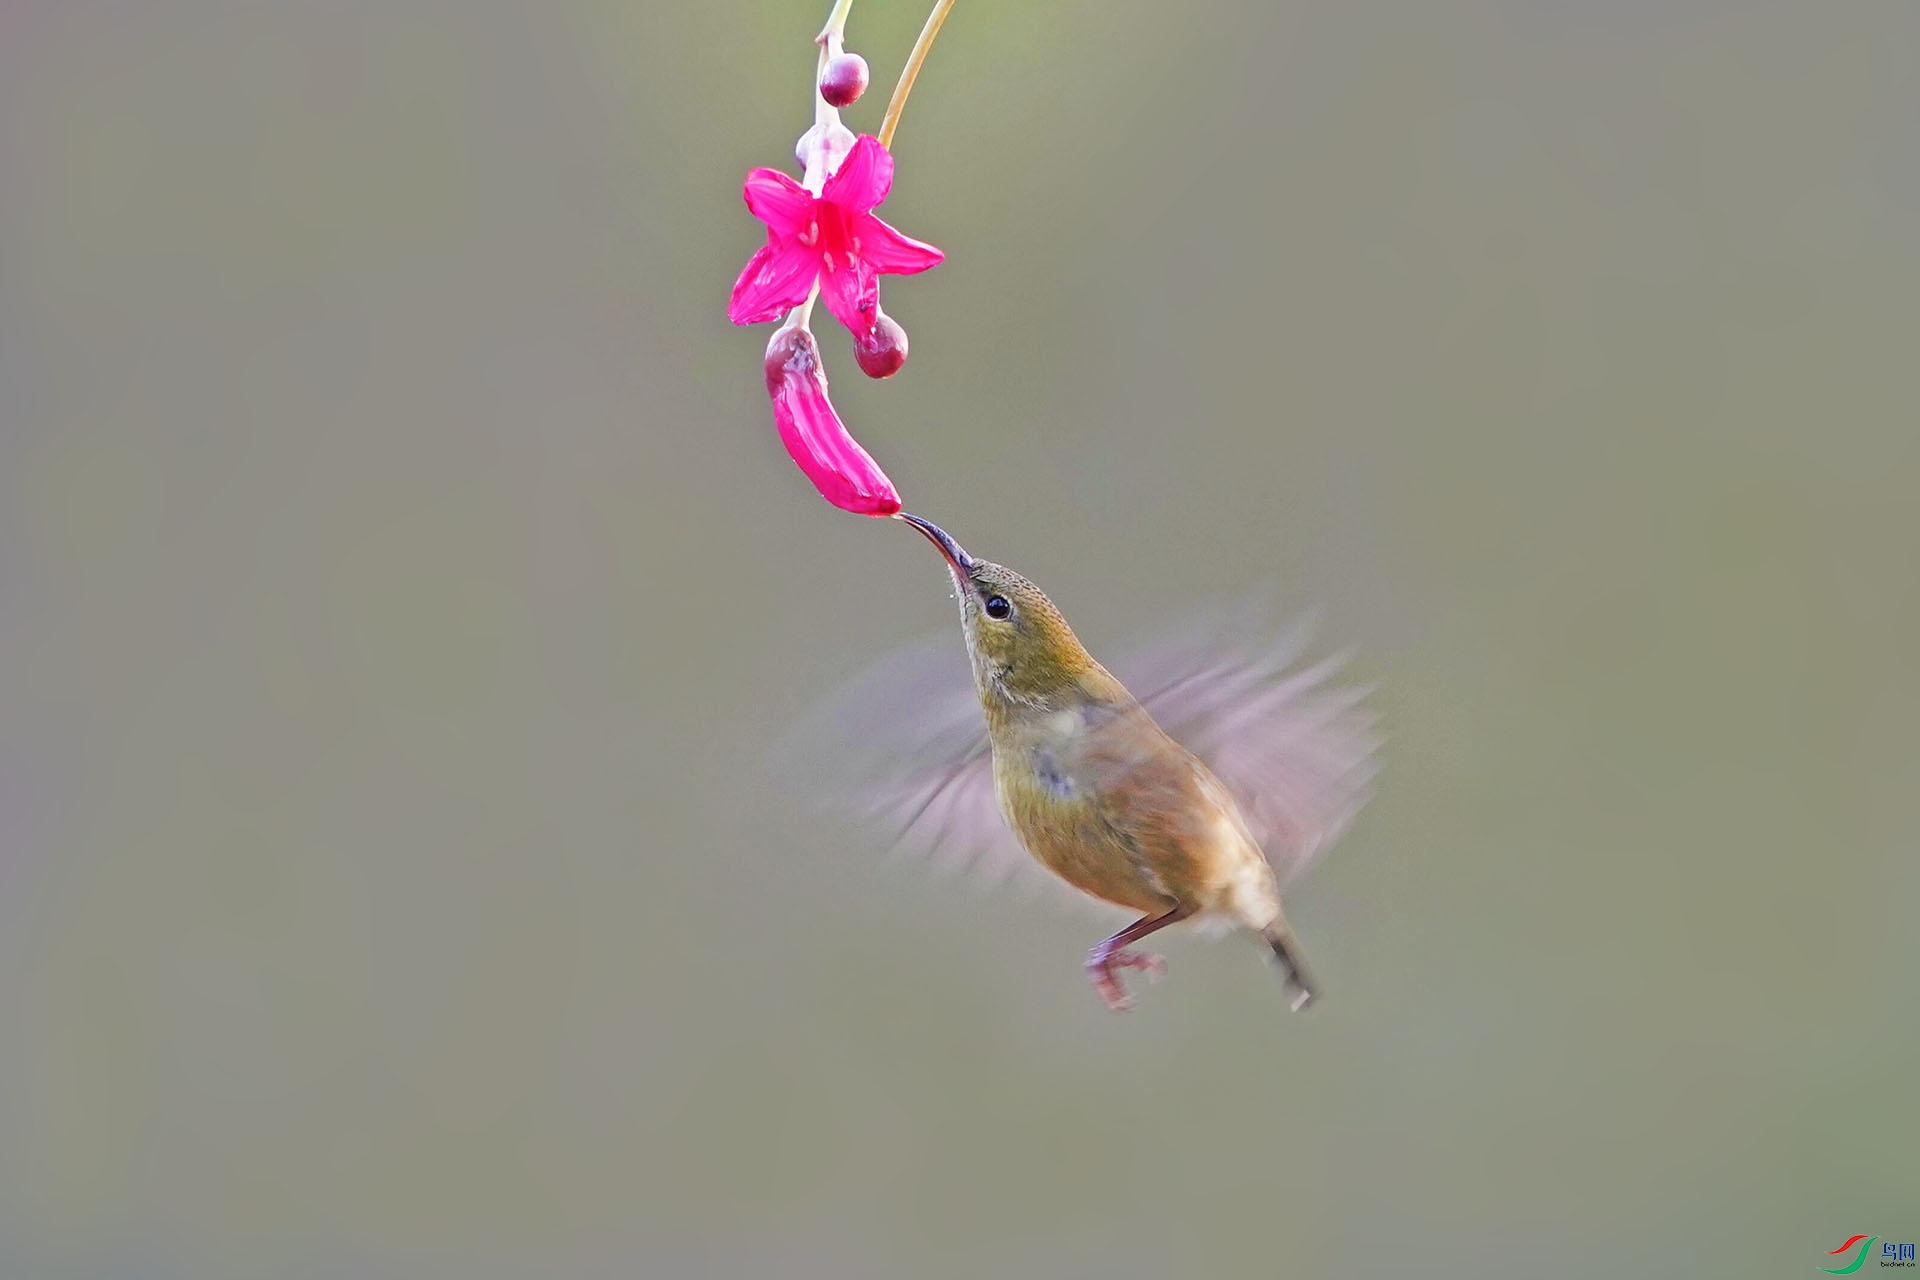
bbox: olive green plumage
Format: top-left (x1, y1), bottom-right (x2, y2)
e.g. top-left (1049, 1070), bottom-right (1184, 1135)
top-left (897, 513), bottom-right (1323, 1012)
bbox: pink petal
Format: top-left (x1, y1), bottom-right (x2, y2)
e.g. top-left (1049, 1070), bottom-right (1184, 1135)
top-left (816, 250), bottom-right (881, 338)
top-left (854, 214), bottom-right (944, 275)
top-left (765, 328), bottom-right (901, 515)
top-left (728, 239), bottom-right (819, 325)
top-left (820, 134), bottom-right (893, 213)
top-left (742, 167), bottom-right (814, 234)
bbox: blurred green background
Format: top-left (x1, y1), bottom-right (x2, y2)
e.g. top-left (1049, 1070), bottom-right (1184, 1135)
top-left (2, 1), bottom-right (1916, 1276)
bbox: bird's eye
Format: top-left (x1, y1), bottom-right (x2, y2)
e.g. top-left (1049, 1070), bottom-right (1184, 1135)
top-left (983, 594), bottom-right (1012, 620)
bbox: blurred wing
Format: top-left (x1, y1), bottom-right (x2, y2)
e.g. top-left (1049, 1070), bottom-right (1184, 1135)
top-left (773, 592), bottom-right (1380, 898)
top-left (768, 635), bottom-right (1048, 897)
top-left (1109, 592), bottom-right (1380, 885)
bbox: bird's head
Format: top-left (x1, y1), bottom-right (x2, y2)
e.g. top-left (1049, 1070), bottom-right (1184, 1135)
top-left (896, 513), bottom-right (1100, 708)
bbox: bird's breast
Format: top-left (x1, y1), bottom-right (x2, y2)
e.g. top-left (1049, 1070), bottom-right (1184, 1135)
top-left (988, 701), bottom-right (1282, 924)
top-left (987, 707), bottom-right (1179, 915)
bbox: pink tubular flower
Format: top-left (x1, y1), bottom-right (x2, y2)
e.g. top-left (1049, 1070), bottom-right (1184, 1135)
top-left (764, 325), bottom-right (901, 516)
top-left (728, 134), bottom-right (944, 338)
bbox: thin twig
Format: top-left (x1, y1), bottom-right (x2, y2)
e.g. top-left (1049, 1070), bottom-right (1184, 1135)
top-left (877, 0), bottom-right (956, 150)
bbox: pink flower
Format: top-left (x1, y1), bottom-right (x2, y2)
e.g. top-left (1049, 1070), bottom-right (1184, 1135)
top-left (728, 134), bottom-right (944, 338)
top-left (764, 325), bottom-right (901, 516)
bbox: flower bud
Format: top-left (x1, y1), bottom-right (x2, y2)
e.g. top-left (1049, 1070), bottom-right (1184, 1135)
top-left (764, 326), bottom-right (901, 516)
top-left (793, 120), bottom-right (857, 182)
top-left (819, 53), bottom-right (870, 109)
top-left (851, 308), bottom-right (909, 379)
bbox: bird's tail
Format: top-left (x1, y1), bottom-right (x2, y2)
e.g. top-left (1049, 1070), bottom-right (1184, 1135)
top-left (1262, 920), bottom-right (1318, 1012)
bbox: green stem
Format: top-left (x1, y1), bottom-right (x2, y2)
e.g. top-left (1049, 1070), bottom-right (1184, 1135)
top-left (877, 0), bottom-right (955, 150)
top-left (816, 0), bottom-right (855, 50)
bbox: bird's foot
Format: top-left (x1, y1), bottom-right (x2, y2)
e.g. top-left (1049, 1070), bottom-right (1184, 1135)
top-left (1085, 947), bottom-right (1167, 1013)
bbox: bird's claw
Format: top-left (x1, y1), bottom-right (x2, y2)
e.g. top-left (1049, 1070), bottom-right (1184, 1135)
top-left (1085, 947), bottom-right (1167, 1013)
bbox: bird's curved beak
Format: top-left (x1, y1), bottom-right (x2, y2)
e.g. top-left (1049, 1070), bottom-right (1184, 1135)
top-left (895, 512), bottom-right (973, 578)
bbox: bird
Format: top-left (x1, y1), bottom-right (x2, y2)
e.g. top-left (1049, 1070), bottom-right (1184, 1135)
top-left (781, 512), bottom-right (1379, 1013)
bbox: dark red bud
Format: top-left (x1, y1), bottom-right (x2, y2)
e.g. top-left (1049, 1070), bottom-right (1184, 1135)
top-left (852, 309), bottom-right (909, 379)
top-left (819, 53), bottom-right (870, 109)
